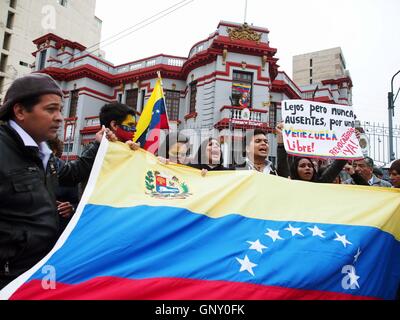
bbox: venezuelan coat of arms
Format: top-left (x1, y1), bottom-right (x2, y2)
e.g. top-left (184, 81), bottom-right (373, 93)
top-left (145, 170), bottom-right (191, 199)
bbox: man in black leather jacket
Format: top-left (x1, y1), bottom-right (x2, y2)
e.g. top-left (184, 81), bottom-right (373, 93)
top-left (0, 74), bottom-right (109, 290)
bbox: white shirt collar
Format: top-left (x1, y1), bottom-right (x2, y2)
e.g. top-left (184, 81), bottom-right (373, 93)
top-left (9, 120), bottom-right (52, 169)
top-left (10, 120), bottom-right (38, 147)
top-left (246, 157), bottom-right (273, 174)
top-left (368, 176), bottom-right (374, 185)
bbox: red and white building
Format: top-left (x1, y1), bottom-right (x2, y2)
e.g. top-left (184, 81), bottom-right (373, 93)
top-left (31, 21), bottom-right (352, 164)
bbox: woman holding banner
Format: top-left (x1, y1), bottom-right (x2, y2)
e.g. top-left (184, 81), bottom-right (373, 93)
top-left (276, 123), bottom-right (367, 184)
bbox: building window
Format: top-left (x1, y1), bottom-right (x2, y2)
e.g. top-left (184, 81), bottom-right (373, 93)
top-left (165, 90), bottom-right (180, 121)
top-left (232, 70), bottom-right (253, 108)
top-left (310, 79), bottom-right (313, 85)
top-left (9, 0), bottom-right (17, 9)
top-left (117, 93), bottom-right (122, 103)
top-left (140, 89), bottom-right (146, 112)
top-left (310, 59), bottom-right (313, 68)
top-left (0, 76), bottom-right (5, 95)
top-left (63, 143), bottom-right (73, 153)
top-left (125, 89), bottom-right (138, 111)
top-left (58, 0), bottom-right (68, 7)
top-left (269, 103), bottom-right (277, 129)
top-left (38, 50), bottom-right (47, 70)
top-left (0, 54), bottom-right (8, 72)
top-left (6, 11), bottom-right (15, 29)
top-left (310, 69), bottom-right (313, 77)
top-left (189, 82), bottom-right (197, 114)
top-left (69, 90), bottom-right (79, 118)
top-left (3, 32), bottom-right (11, 51)
top-left (19, 61), bottom-right (29, 67)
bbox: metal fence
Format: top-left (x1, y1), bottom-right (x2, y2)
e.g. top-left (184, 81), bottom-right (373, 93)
top-left (358, 121), bottom-right (400, 167)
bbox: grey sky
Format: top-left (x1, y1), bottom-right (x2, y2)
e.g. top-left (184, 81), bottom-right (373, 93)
top-left (95, 0), bottom-right (400, 126)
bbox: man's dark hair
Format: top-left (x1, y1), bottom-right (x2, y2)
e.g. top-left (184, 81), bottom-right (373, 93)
top-left (363, 156), bottom-right (374, 168)
top-left (47, 136), bottom-right (64, 158)
top-left (4, 96), bottom-right (42, 120)
top-left (245, 129), bottom-right (267, 147)
top-left (99, 102), bottom-right (135, 128)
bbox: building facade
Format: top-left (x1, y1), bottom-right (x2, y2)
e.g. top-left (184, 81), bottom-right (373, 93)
top-left (31, 21), bottom-right (352, 165)
top-left (0, 0), bottom-right (102, 100)
top-left (293, 47), bottom-right (349, 85)
top-left (292, 47), bottom-right (352, 105)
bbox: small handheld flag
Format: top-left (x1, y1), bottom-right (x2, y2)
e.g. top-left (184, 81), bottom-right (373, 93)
top-left (134, 75), bottom-right (169, 153)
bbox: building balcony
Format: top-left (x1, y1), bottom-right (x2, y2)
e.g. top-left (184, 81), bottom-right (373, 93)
top-left (216, 106), bottom-right (271, 131)
top-left (220, 106), bottom-right (267, 122)
top-left (80, 116), bottom-right (100, 135)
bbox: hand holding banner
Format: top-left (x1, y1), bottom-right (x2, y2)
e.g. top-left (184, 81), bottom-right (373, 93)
top-left (282, 100), bottom-right (363, 160)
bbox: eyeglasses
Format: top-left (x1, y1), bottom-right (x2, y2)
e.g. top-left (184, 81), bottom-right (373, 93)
top-left (119, 124), bottom-right (136, 132)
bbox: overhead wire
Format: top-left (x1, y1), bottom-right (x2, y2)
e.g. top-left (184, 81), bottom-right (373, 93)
top-left (0, 0), bottom-right (195, 92)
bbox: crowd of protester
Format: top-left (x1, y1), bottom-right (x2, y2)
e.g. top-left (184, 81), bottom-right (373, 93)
top-left (158, 125), bottom-right (397, 190)
top-left (0, 74), bottom-right (398, 297)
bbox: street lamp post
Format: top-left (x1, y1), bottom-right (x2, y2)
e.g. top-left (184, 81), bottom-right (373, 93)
top-left (388, 70), bottom-right (400, 162)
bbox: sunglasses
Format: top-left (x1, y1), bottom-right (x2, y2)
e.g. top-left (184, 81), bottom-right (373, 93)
top-left (119, 124), bottom-right (136, 132)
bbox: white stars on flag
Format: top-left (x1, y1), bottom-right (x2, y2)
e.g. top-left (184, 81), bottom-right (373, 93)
top-left (348, 268), bottom-right (360, 288)
top-left (247, 240), bottom-right (267, 253)
top-left (236, 223), bottom-right (357, 278)
top-left (354, 248), bottom-right (362, 263)
top-left (236, 255), bottom-right (257, 276)
top-left (334, 232), bottom-right (352, 248)
top-left (308, 225), bottom-right (326, 238)
top-left (284, 224), bottom-right (304, 237)
top-left (265, 229), bottom-right (283, 242)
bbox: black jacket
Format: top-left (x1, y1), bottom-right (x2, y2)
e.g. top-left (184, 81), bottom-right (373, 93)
top-left (0, 124), bottom-right (99, 288)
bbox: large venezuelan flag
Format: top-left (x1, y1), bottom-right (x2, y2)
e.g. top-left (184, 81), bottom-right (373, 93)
top-left (1, 140), bottom-right (400, 300)
top-left (134, 78), bottom-right (169, 153)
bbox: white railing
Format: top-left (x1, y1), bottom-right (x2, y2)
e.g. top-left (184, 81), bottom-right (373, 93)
top-left (129, 63), bottom-right (142, 71)
top-left (69, 56), bottom-right (114, 73)
top-left (221, 107), bottom-right (267, 123)
top-left (189, 42), bottom-right (207, 57)
top-left (167, 58), bottom-right (185, 67)
top-left (96, 61), bottom-right (112, 72)
top-left (85, 117), bottom-right (100, 127)
top-left (115, 55), bottom-right (186, 74)
top-left (146, 59), bottom-right (156, 67)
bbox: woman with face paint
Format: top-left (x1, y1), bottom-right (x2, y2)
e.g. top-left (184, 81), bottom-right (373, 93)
top-left (99, 103), bottom-right (137, 143)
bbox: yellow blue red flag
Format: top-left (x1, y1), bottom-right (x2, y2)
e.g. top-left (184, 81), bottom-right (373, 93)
top-left (1, 140), bottom-right (400, 300)
top-left (134, 78), bottom-right (169, 154)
